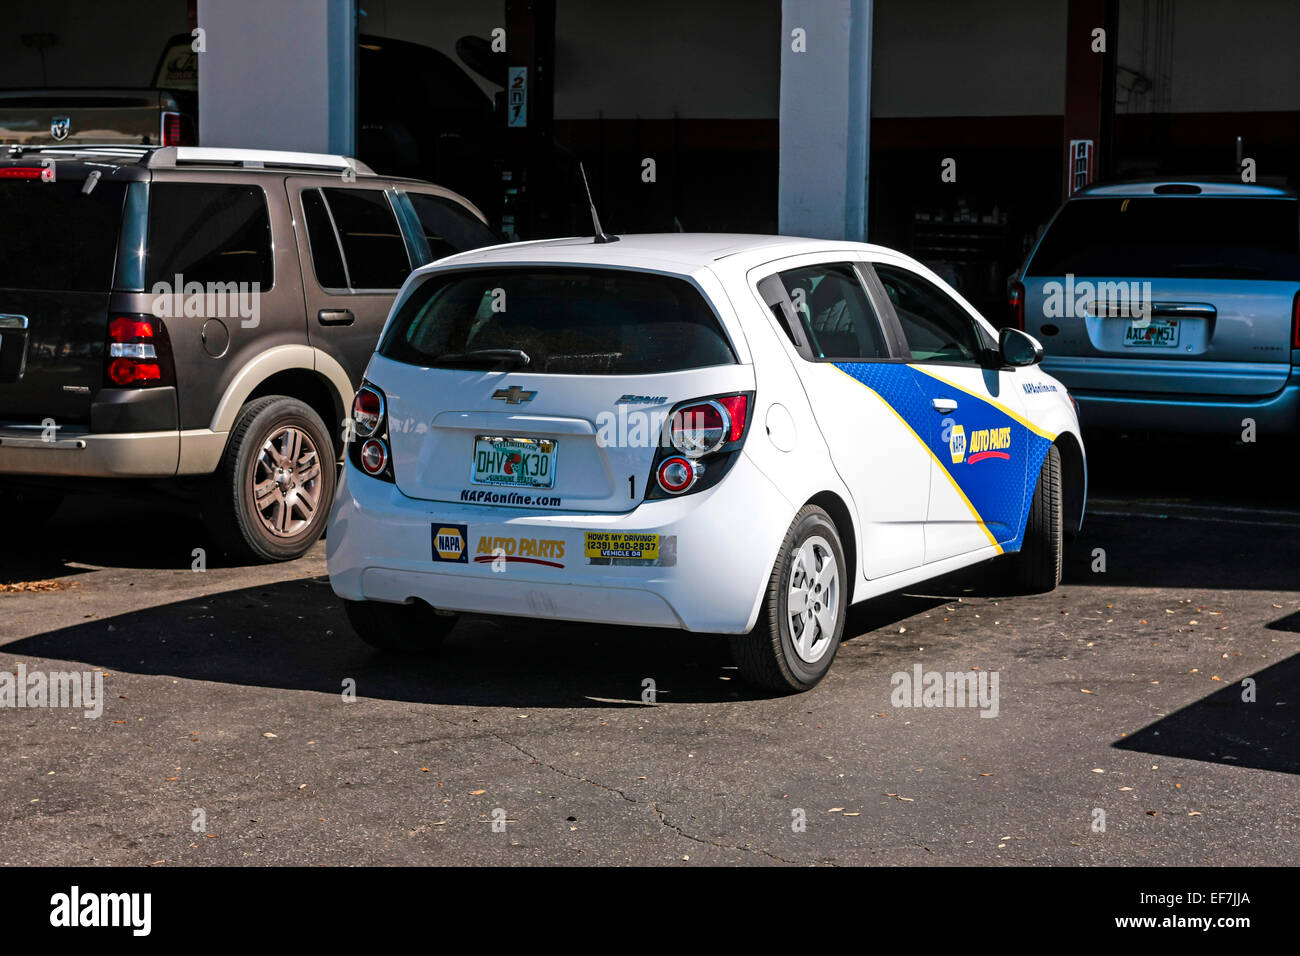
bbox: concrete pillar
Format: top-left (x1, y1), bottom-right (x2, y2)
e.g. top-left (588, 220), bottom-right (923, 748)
top-left (197, 0), bottom-right (355, 155)
top-left (778, 0), bottom-right (873, 240)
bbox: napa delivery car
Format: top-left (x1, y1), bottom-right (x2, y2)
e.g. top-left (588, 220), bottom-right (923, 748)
top-left (327, 234), bottom-right (1086, 692)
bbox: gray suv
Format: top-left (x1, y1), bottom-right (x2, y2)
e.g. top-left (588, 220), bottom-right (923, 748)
top-left (1013, 179), bottom-right (1300, 436)
top-left (0, 144), bottom-right (497, 560)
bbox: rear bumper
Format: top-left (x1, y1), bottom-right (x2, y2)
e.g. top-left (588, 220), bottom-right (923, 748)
top-left (326, 452), bottom-right (794, 634)
top-left (1069, 383), bottom-right (1300, 434)
top-left (0, 427), bottom-right (227, 477)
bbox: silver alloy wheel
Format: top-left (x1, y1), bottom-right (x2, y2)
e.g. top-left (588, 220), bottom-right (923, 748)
top-left (787, 534), bottom-right (839, 664)
top-left (251, 424), bottom-right (323, 537)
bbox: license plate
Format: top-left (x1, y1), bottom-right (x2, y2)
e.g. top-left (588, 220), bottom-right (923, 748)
top-left (584, 532), bottom-right (660, 560)
top-left (471, 435), bottom-right (557, 488)
top-left (1123, 317), bottom-right (1180, 348)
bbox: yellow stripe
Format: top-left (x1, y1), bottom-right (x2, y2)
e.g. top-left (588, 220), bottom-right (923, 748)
top-left (831, 366), bottom-right (1002, 554)
top-left (910, 365), bottom-right (1057, 441)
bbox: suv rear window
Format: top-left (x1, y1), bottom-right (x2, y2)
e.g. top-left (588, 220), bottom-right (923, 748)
top-left (0, 176), bottom-right (127, 292)
top-left (146, 183), bottom-right (273, 287)
top-left (379, 267), bottom-right (736, 374)
top-left (1027, 197), bottom-right (1300, 280)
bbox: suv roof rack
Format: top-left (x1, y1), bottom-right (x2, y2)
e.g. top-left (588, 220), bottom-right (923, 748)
top-left (146, 146), bottom-right (375, 175)
top-left (4, 143), bottom-right (375, 176)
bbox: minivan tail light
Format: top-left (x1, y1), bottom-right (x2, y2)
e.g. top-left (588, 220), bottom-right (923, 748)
top-left (1292, 291), bottom-right (1300, 349)
top-left (1009, 281), bottom-right (1025, 330)
top-left (161, 112), bottom-right (192, 147)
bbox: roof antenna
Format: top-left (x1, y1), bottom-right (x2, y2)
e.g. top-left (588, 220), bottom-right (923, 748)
top-left (579, 162), bottom-right (618, 244)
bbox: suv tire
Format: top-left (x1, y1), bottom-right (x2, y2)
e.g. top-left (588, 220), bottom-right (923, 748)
top-left (729, 505), bottom-right (847, 693)
top-left (206, 396), bottom-right (336, 563)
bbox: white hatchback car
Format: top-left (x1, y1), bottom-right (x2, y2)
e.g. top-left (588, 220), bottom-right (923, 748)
top-left (327, 234), bottom-right (1086, 692)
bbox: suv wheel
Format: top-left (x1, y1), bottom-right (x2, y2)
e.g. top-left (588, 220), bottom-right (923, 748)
top-left (1009, 444), bottom-right (1063, 593)
top-left (207, 396), bottom-right (336, 562)
top-left (344, 599), bottom-right (459, 652)
top-left (729, 505), bottom-right (847, 693)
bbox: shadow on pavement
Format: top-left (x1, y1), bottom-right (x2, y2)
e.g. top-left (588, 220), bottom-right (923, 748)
top-left (1113, 647), bottom-right (1300, 775)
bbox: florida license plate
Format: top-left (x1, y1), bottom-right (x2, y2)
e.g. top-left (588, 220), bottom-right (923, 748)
top-left (471, 436), bottom-right (557, 488)
top-left (1123, 317), bottom-right (1180, 348)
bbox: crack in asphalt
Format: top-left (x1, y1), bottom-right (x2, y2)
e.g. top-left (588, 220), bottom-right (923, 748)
top-left (482, 728), bottom-right (804, 865)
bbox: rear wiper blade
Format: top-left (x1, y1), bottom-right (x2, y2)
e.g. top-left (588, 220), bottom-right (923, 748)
top-left (432, 348), bottom-right (531, 369)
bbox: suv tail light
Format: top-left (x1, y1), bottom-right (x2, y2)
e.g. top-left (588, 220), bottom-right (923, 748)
top-left (348, 382), bottom-right (394, 483)
top-left (104, 314), bottom-right (174, 387)
top-left (648, 392), bottom-right (752, 499)
top-left (1009, 281), bottom-right (1025, 331)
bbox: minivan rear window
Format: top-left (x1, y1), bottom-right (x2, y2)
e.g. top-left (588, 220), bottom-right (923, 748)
top-left (379, 267), bottom-right (736, 374)
top-left (1027, 197), bottom-right (1300, 280)
top-left (0, 177), bottom-right (126, 292)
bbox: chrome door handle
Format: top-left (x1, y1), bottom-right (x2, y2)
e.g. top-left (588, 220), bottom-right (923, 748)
top-left (317, 309), bottom-right (355, 327)
top-left (932, 398), bottom-right (958, 414)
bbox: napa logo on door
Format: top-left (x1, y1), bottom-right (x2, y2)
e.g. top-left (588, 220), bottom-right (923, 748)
top-left (432, 524), bottom-right (469, 563)
top-left (949, 424), bottom-right (967, 464)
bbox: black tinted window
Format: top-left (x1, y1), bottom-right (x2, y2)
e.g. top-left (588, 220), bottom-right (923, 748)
top-left (146, 183), bottom-right (273, 287)
top-left (320, 188), bottom-right (410, 290)
top-left (1028, 197), bottom-right (1300, 279)
top-left (301, 189), bottom-right (348, 289)
top-left (0, 177), bottom-right (126, 292)
top-left (408, 193), bottom-right (497, 258)
top-left (380, 268), bottom-right (735, 374)
top-left (875, 264), bottom-right (982, 364)
top-left (776, 263), bottom-right (889, 360)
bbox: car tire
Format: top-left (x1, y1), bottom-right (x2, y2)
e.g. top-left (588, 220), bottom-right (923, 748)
top-left (206, 396), bottom-right (337, 563)
top-left (3, 485), bottom-right (64, 534)
top-left (343, 599), bottom-right (458, 652)
top-left (729, 504), bottom-right (847, 693)
top-left (1010, 443), bottom-right (1063, 593)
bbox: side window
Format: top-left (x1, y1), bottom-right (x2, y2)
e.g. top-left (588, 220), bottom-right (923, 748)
top-left (775, 263), bottom-right (890, 360)
top-left (146, 183), bottom-right (273, 288)
top-left (319, 188), bottom-right (412, 291)
top-left (301, 189), bottom-right (348, 289)
top-left (407, 193), bottom-right (498, 258)
top-left (874, 264), bottom-right (983, 364)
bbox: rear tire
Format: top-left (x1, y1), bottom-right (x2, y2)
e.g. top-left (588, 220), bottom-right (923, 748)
top-left (344, 599), bottom-right (458, 652)
top-left (1010, 444), bottom-right (1063, 593)
top-left (729, 505), bottom-right (847, 693)
top-left (206, 396), bottom-right (336, 563)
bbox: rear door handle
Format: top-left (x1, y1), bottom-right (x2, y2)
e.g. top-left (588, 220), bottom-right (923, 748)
top-left (932, 398), bottom-right (958, 414)
top-left (317, 309), bottom-right (355, 327)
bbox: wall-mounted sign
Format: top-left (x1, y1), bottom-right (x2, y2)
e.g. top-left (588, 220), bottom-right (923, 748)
top-left (507, 66), bottom-right (528, 128)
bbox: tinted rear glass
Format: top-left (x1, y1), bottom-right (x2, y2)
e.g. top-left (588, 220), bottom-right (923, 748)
top-left (1028, 197), bottom-right (1300, 280)
top-left (0, 177), bottom-right (126, 292)
top-left (380, 268), bottom-right (736, 374)
top-left (146, 183), bottom-right (273, 287)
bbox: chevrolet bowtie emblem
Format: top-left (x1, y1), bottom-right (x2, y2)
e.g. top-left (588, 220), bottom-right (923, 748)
top-left (492, 386), bottom-right (537, 405)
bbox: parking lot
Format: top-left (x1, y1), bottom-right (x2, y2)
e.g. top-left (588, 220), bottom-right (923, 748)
top-left (1, 435), bottom-right (1297, 866)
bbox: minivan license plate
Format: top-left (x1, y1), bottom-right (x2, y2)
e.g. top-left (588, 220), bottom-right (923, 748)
top-left (471, 436), bottom-right (557, 488)
top-left (1123, 318), bottom-right (1180, 348)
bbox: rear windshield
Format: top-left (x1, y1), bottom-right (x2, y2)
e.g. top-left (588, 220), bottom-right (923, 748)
top-left (0, 176), bottom-right (127, 292)
top-left (1027, 197), bottom-right (1300, 280)
top-left (379, 267), bottom-right (736, 374)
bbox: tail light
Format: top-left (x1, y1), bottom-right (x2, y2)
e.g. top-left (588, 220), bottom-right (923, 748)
top-left (1291, 290), bottom-right (1299, 350)
top-left (104, 314), bottom-right (174, 388)
top-left (1009, 281), bottom-right (1025, 331)
top-left (160, 112), bottom-right (194, 147)
top-left (0, 167), bottom-right (47, 180)
top-left (347, 382), bottom-right (394, 483)
top-left (648, 391), bottom-right (752, 499)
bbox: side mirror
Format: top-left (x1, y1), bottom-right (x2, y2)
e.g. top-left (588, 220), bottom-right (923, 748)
top-left (999, 327), bottom-right (1043, 367)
